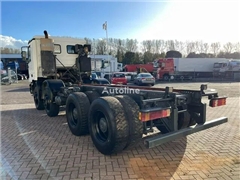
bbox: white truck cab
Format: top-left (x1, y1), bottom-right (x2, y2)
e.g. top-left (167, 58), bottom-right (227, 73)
top-left (21, 35), bottom-right (87, 82)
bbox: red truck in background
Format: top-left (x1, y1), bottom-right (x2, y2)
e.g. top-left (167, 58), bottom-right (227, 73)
top-left (154, 58), bottom-right (228, 81)
top-left (122, 64), bottom-right (154, 74)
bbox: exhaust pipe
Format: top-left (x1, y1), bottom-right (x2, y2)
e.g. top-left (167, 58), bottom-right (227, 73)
top-left (44, 30), bottom-right (48, 39)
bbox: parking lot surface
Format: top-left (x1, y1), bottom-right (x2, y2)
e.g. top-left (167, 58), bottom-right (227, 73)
top-left (0, 81), bottom-right (239, 180)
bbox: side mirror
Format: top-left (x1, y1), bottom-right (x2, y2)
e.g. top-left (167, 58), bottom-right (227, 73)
top-left (84, 44), bottom-right (91, 52)
top-left (101, 60), bottom-right (105, 69)
top-left (75, 44), bottom-right (83, 54)
top-left (21, 51), bottom-right (27, 61)
top-left (21, 46), bottom-right (29, 61)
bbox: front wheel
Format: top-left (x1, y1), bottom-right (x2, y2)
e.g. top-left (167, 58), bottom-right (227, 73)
top-left (33, 86), bottom-right (44, 110)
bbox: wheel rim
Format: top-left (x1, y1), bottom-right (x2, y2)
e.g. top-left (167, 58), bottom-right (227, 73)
top-left (69, 103), bottom-right (78, 127)
top-left (99, 118), bottom-right (108, 133)
top-left (164, 76), bottom-right (169, 80)
top-left (92, 111), bottom-right (109, 142)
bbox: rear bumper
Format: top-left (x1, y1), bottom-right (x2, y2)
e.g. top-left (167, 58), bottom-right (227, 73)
top-left (111, 82), bottom-right (127, 85)
top-left (141, 80), bottom-right (155, 84)
top-left (144, 117), bottom-right (228, 148)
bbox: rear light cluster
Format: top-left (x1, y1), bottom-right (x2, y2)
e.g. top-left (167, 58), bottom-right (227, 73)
top-left (209, 97), bottom-right (227, 107)
top-left (139, 109), bottom-right (171, 122)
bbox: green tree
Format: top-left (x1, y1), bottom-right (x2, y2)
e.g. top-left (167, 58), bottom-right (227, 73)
top-left (165, 50), bottom-right (182, 58)
top-left (122, 51), bottom-right (135, 65)
top-left (143, 51), bottom-right (153, 64)
top-left (116, 49), bottom-right (124, 63)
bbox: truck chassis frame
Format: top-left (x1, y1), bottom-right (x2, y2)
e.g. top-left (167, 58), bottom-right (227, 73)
top-left (29, 78), bottom-right (228, 155)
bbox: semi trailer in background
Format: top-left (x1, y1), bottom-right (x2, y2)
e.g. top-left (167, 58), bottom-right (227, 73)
top-left (154, 58), bottom-right (228, 81)
top-left (213, 59), bottom-right (240, 80)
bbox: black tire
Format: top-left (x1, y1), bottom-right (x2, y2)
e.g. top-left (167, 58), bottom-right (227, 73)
top-left (177, 105), bottom-right (190, 129)
top-left (155, 105), bottom-right (190, 133)
top-left (43, 86), bottom-right (60, 117)
top-left (44, 102), bottom-right (59, 117)
top-left (163, 75), bottom-right (169, 81)
top-left (66, 92), bottom-right (90, 136)
top-left (84, 91), bottom-right (100, 103)
top-left (33, 86), bottom-right (44, 110)
top-left (88, 96), bottom-right (128, 155)
top-left (155, 118), bottom-right (170, 134)
top-left (115, 95), bottom-right (143, 149)
top-left (188, 118), bottom-right (196, 126)
top-left (137, 80), bottom-right (141, 86)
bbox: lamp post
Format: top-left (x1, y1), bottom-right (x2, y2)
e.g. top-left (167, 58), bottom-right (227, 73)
top-left (93, 38), bottom-right (96, 72)
top-left (102, 21), bottom-right (111, 75)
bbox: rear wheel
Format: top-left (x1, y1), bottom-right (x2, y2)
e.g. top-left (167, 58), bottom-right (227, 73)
top-left (177, 105), bottom-right (191, 129)
top-left (84, 91), bottom-right (100, 104)
top-left (137, 80), bottom-right (141, 86)
top-left (180, 76), bottom-right (184, 81)
top-left (155, 105), bottom-right (190, 134)
top-left (155, 118), bottom-right (170, 134)
top-left (115, 95), bottom-right (143, 149)
top-left (163, 75), bottom-right (169, 81)
top-left (66, 92), bottom-right (90, 136)
top-left (88, 96), bottom-right (128, 155)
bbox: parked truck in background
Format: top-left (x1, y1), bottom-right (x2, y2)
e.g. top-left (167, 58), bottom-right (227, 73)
top-left (154, 58), bottom-right (228, 81)
top-left (122, 64), bottom-right (154, 82)
top-left (123, 64), bottom-right (154, 74)
top-left (213, 59), bottom-right (240, 80)
top-left (0, 61), bottom-right (4, 71)
top-left (90, 55), bottom-right (122, 72)
top-left (89, 55), bottom-right (123, 79)
top-left (20, 30), bottom-right (228, 155)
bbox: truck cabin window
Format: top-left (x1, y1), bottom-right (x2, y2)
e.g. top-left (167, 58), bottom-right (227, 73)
top-left (67, 45), bottom-right (77, 54)
top-left (54, 44), bottom-right (61, 54)
top-left (27, 46), bottom-right (31, 62)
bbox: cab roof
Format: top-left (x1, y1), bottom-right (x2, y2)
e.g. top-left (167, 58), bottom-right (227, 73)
top-left (28, 36), bottom-right (86, 44)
